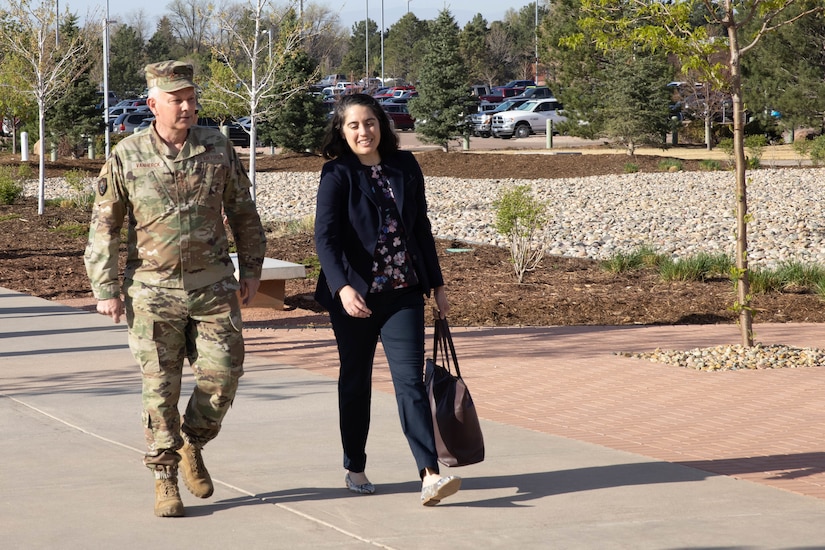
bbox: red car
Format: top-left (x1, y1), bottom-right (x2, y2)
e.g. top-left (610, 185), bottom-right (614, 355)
top-left (382, 103), bottom-right (415, 131)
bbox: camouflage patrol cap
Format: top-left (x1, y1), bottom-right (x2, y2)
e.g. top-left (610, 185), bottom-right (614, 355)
top-left (144, 60), bottom-right (196, 92)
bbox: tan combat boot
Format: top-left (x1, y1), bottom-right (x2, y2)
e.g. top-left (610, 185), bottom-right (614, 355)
top-left (154, 468), bottom-right (184, 517)
top-left (179, 434), bottom-right (214, 498)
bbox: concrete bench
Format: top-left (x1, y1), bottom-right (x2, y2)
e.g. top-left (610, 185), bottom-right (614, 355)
top-left (230, 253), bottom-right (306, 310)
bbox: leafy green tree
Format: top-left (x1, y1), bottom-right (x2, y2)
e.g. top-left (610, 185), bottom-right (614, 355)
top-left (47, 74), bottom-right (103, 157)
top-left (459, 14), bottom-right (490, 86)
top-left (0, 0), bottom-right (94, 214)
top-left (146, 16), bottom-right (185, 62)
top-left (742, 5), bottom-right (825, 141)
top-left (339, 19), bottom-right (381, 80)
top-left (408, 10), bottom-right (474, 151)
top-left (587, 51), bottom-right (674, 154)
top-left (383, 13), bottom-right (428, 83)
top-left (573, 0), bottom-right (825, 347)
top-left (109, 25), bottom-right (147, 97)
top-left (202, 1), bottom-right (307, 196)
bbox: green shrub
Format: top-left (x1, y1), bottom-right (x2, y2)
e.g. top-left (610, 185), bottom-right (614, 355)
top-left (601, 245), bottom-right (664, 273)
top-left (493, 184), bottom-right (550, 283)
top-left (809, 135), bottom-right (825, 166)
top-left (0, 166), bottom-right (25, 205)
top-left (623, 162), bottom-right (639, 173)
top-left (61, 168), bottom-right (93, 209)
top-left (657, 158), bottom-right (683, 172)
top-left (745, 134), bottom-right (767, 168)
top-left (792, 139), bottom-right (813, 167)
top-left (699, 159), bottom-right (721, 171)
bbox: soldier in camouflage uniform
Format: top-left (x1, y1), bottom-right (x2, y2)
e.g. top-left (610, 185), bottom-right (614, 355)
top-left (84, 60), bottom-right (266, 517)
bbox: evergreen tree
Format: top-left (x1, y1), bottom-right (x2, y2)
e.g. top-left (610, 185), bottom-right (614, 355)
top-left (339, 19), bottom-right (381, 80)
top-left (46, 74), bottom-right (102, 158)
top-left (145, 17), bottom-right (182, 63)
top-left (408, 10), bottom-right (474, 151)
top-left (459, 14), bottom-right (490, 86)
top-left (383, 13), bottom-right (428, 83)
top-left (109, 25), bottom-right (147, 97)
top-left (261, 50), bottom-right (327, 152)
top-left (742, 5), bottom-right (825, 139)
top-left (598, 51), bottom-right (674, 154)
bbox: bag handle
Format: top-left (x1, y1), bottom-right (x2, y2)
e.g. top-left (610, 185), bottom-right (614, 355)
top-left (431, 309), bottom-right (462, 379)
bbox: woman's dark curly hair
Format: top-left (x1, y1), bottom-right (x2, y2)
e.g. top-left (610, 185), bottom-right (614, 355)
top-left (321, 93), bottom-right (399, 160)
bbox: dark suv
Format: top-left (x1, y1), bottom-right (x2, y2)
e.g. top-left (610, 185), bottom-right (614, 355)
top-left (196, 117), bottom-right (250, 147)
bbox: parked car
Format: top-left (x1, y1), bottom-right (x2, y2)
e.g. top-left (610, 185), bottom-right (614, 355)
top-left (470, 99), bottom-right (529, 137)
top-left (495, 79), bottom-right (536, 90)
top-left (112, 110), bottom-right (154, 134)
top-left (195, 117), bottom-right (250, 147)
top-left (478, 87), bottom-right (525, 103)
top-left (106, 106), bottom-right (139, 121)
top-left (382, 103), bottom-right (415, 131)
top-left (470, 84), bottom-right (491, 97)
top-left (509, 86), bottom-right (554, 100)
top-left (491, 98), bottom-right (567, 139)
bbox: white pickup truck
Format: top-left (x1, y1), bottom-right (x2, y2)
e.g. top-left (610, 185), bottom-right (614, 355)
top-left (491, 98), bottom-right (567, 139)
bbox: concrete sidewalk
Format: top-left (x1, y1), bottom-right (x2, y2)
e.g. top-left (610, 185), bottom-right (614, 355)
top-left (5, 286), bottom-right (825, 549)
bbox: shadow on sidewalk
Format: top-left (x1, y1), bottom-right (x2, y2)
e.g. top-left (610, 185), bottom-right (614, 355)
top-left (183, 461), bottom-right (717, 516)
top-left (678, 452), bottom-right (825, 480)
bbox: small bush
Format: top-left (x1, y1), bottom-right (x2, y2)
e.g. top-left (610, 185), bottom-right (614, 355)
top-left (62, 168), bottom-right (93, 209)
top-left (699, 159), bottom-right (721, 171)
top-left (745, 134), bottom-right (767, 168)
top-left (493, 184), bottom-right (550, 283)
top-left (657, 158), bottom-right (683, 172)
top-left (601, 245), bottom-right (664, 273)
top-left (809, 135), bottom-right (825, 166)
top-left (792, 139), bottom-right (813, 167)
top-left (623, 162), bottom-right (639, 173)
top-left (0, 166), bottom-right (25, 205)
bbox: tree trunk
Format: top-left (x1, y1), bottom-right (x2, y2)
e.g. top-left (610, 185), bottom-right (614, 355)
top-left (728, 21), bottom-right (753, 347)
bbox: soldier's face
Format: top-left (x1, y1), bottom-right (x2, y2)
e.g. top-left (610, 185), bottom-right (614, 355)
top-left (148, 87), bottom-right (197, 133)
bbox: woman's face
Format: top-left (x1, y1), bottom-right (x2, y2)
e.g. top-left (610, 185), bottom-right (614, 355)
top-left (341, 104), bottom-right (381, 165)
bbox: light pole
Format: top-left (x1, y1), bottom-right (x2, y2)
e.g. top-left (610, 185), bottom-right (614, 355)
top-left (380, 0), bottom-right (384, 83)
top-left (534, 1), bottom-right (539, 83)
top-left (103, 1), bottom-right (115, 157)
top-left (365, 0), bottom-right (369, 86)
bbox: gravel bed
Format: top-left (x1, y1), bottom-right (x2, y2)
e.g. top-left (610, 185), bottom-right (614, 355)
top-left (27, 168), bottom-right (825, 372)
top-left (617, 344), bottom-right (825, 372)
top-left (30, 167), bottom-right (825, 269)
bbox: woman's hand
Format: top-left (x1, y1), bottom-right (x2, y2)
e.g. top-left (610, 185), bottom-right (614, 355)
top-left (339, 285), bottom-right (372, 318)
top-left (433, 286), bottom-right (450, 319)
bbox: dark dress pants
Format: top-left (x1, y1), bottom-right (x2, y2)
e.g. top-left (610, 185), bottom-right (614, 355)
top-left (329, 287), bottom-right (439, 478)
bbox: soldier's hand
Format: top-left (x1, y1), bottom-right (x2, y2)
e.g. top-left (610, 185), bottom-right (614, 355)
top-left (239, 278), bottom-right (260, 306)
top-left (97, 297), bottom-right (125, 324)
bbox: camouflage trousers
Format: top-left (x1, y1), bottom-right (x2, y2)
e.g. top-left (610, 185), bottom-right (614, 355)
top-left (124, 277), bottom-right (244, 469)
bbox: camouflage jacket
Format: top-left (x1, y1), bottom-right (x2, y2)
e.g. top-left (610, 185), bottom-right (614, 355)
top-left (84, 124), bottom-right (266, 300)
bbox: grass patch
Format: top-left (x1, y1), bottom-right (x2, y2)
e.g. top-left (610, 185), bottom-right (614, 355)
top-left (265, 215), bottom-right (315, 237)
top-left (50, 223), bottom-right (88, 239)
top-left (659, 252), bottom-right (732, 282)
top-left (0, 213), bottom-right (22, 222)
top-left (699, 159), bottom-right (722, 171)
top-left (750, 261), bottom-right (825, 294)
top-left (657, 158), bottom-right (683, 172)
top-left (601, 245), bottom-right (664, 273)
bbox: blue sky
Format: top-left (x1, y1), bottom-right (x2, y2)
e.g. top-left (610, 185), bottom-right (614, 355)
top-left (64, 0), bottom-right (526, 31)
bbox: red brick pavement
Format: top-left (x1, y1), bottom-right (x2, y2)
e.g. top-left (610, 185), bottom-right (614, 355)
top-left (244, 322), bottom-right (825, 500)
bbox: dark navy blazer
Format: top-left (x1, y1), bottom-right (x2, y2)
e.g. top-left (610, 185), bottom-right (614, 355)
top-left (314, 150), bottom-right (444, 314)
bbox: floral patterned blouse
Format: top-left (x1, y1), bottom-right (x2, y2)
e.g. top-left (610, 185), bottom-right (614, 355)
top-left (366, 164), bottom-right (419, 293)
